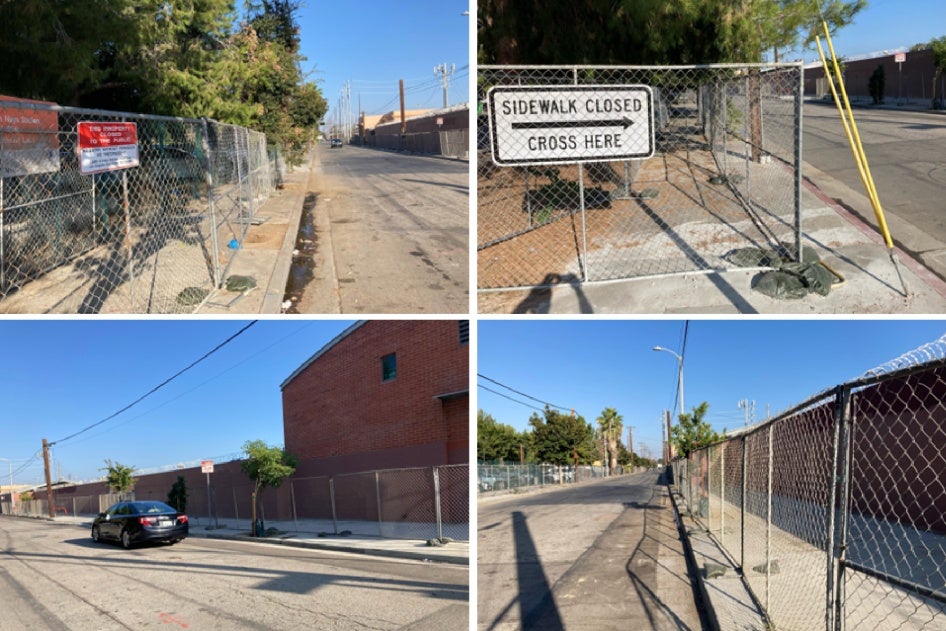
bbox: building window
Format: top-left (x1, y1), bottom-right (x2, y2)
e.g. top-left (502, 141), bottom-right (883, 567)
top-left (381, 353), bottom-right (397, 381)
top-left (458, 320), bottom-right (469, 345)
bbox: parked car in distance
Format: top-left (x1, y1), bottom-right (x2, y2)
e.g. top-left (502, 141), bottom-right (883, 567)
top-left (330, 138), bottom-right (343, 148)
top-left (91, 500), bottom-right (188, 549)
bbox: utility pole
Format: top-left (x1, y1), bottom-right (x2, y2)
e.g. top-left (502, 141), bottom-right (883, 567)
top-left (399, 79), bottom-right (406, 134)
top-left (666, 410), bottom-right (673, 460)
top-left (434, 63), bottom-right (455, 108)
top-left (42, 438), bottom-right (54, 518)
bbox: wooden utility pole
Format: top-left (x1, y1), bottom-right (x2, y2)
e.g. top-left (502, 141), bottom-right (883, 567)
top-left (399, 79), bottom-right (406, 134)
top-left (42, 438), bottom-right (54, 518)
top-left (666, 411), bottom-right (673, 460)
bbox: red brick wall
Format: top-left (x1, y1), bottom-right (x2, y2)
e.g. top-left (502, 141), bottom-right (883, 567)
top-left (281, 320), bottom-right (469, 466)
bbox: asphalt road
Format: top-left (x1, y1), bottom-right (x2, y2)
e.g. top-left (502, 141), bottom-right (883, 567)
top-left (0, 517), bottom-right (468, 630)
top-left (297, 145), bottom-right (469, 313)
top-left (802, 102), bottom-right (946, 276)
top-left (477, 470), bottom-right (706, 630)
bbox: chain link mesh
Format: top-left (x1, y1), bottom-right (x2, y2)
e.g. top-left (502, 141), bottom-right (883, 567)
top-left (477, 63), bottom-right (802, 289)
top-left (0, 101), bottom-right (282, 313)
top-left (672, 360), bottom-right (946, 630)
top-left (477, 462), bottom-right (610, 494)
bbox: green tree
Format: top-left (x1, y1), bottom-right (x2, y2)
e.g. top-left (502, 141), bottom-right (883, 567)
top-left (529, 407), bottom-right (596, 465)
top-left (101, 459), bottom-right (136, 493)
top-left (240, 440), bottom-right (298, 536)
top-left (930, 36), bottom-right (946, 109)
top-left (671, 402), bottom-right (720, 458)
top-left (869, 64), bottom-right (886, 104)
top-left (596, 407), bottom-right (623, 475)
top-left (478, 0), bottom-right (865, 65)
top-left (166, 475), bottom-right (188, 513)
top-left (478, 410), bottom-right (525, 463)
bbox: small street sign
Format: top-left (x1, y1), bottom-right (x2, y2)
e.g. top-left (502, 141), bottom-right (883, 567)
top-left (77, 121), bottom-right (139, 175)
top-left (201, 460), bottom-right (214, 474)
top-left (488, 85), bottom-right (655, 166)
top-left (894, 52), bottom-right (906, 63)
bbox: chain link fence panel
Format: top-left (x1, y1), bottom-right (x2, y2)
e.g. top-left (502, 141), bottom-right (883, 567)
top-left (0, 100), bottom-right (282, 313)
top-left (477, 63), bottom-right (803, 290)
top-left (674, 358), bottom-right (946, 630)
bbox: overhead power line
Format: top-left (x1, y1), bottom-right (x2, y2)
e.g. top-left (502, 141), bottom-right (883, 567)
top-left (477, 374), bottom-right (571, 412)
top-left (51, 321), bottom-right (258, 447)
top-left (478, 385), bottom-right (546, 413)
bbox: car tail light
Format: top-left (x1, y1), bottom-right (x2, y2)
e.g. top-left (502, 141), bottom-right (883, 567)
top-left (177, 515), bottom-right (188, 524)
top-left (138, 516), bottom-right (157, 525)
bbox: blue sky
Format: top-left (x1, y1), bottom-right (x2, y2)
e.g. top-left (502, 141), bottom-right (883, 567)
top-left (783, 0), bottom-right (944, 62)
top-left (477, 320), bottom-right (946, 462)
top-left (294, 0), bottom-right (471, 127)
top-left (0, 319), bottom-right (359, 487)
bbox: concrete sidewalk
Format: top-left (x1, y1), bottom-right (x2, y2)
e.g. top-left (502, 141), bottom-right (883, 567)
top-left (478, 163), bottom-right (946, 314)
top-left (22, 514), bottom-right (468, 566)
top-left (196, 151), bottom-right (318, 315)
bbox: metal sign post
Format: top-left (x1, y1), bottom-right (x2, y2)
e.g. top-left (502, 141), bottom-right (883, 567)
top-left (201, 460), bottom-right (216, 529)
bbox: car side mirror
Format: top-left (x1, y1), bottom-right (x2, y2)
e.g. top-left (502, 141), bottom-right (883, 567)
top-left (98, 513), bottom-right (109, 520)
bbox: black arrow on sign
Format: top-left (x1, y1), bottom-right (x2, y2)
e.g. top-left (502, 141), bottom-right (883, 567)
top-left (511, 116), bottom-right (635, 130)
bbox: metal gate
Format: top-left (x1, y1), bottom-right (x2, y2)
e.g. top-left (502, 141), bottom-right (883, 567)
top-left (477, 63), bottom-right (804, 290)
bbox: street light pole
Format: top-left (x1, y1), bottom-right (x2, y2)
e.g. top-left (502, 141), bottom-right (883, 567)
top-left (652, 346), bottom-right (684, 416)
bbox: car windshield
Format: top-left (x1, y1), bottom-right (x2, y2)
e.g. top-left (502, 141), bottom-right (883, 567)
top-left (129, 501), bottom-right (176, 514)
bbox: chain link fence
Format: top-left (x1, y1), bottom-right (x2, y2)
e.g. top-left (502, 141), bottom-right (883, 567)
top-left (477, 462), bottom-right (633, 494)
top-left (478, 63), bottom-right (803, 290)
top-left (671, 353), bottom-right (946, 630)
top-left (0, 99), bottom-right (284, 313)
top-left (3, 464), bottom-right (468, 543)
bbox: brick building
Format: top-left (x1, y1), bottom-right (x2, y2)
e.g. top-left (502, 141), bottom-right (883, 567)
top-left (280, 320), bottom-right (469, 477)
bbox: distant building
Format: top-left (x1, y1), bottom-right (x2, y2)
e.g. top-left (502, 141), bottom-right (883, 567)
top-left (804, 47), bottom-right (941, 105)
top-left (280, 320), bottom-right (469, 476)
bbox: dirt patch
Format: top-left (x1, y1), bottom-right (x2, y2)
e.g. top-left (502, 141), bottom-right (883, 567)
top-left (241, 223), bottom-right (288, 249)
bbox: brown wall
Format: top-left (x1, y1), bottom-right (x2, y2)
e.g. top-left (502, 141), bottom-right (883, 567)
top-left (373, 107), bottom-right (469, 136)
top-left (805, 48), bottom-right (943, 103)
top-left (281, 320), bottom-right (469, 467)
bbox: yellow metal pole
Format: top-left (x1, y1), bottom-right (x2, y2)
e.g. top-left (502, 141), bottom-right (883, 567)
top-left (818, 21), bottom-right (908, 297)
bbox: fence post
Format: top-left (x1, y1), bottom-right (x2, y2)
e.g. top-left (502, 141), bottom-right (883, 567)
top-left (766, 423), bottom-right (773, 614)
top-left (826, 385), bottom-right (846, 631)
top-left (121, 169), bottom-right (136, 311)
top-left (329, 476), bottom-right (338, 534)
top-left (375, 471), bottom-right (383, 537)
top-left (794, 63), bottom-right (804, 263)
top-left (200, 118), bottom-right (221, 287)
top-left (833, 386), bottom-right (854, 631)
top-left (290, 479), bottom-right (297, 528)
top-left (741, 436), bottom-right (747, 572)
top-left (432, 466), bottom-right (443, 541)
top-left (720, 445), bottom-right (726, 548)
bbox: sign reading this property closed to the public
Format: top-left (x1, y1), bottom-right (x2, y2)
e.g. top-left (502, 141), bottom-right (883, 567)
top-left (488, 85), bottom-right (654, 166)
top-left (77, 121), bottom-right (139, 175)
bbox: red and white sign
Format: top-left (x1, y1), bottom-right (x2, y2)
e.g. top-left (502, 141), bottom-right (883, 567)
top-left (201, 460), bottom-right (214, 474)
top-left (894, 52), bottom-right (906, 63)
top-left (77, 121), bottom-right (139, 175)
top-left (0, 95), bottom-right (60, 177)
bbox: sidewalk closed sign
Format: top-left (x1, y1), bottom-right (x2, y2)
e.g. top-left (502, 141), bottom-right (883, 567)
top-left (77, 121), bottom-right (139, 175)
top-left (488, 85), bottom-right (655, 166)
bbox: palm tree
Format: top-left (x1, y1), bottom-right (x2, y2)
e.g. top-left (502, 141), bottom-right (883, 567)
top-left (596, 408), bottom-right (623, 476)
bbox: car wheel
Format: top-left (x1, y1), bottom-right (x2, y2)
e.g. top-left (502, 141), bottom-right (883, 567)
top-left (91, 525), bottom-right (100, 543)
top-left (121, 530), bottom-right (133, 549)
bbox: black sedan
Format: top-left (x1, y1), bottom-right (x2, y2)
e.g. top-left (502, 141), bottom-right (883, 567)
top-left (91, 501), bottom-right (188, 549)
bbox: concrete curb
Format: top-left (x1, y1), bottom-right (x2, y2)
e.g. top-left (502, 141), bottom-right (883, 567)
top-left (668, 485), bottom-right (723, 631)
top-left (260, 153), bottom-right (317, 314)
